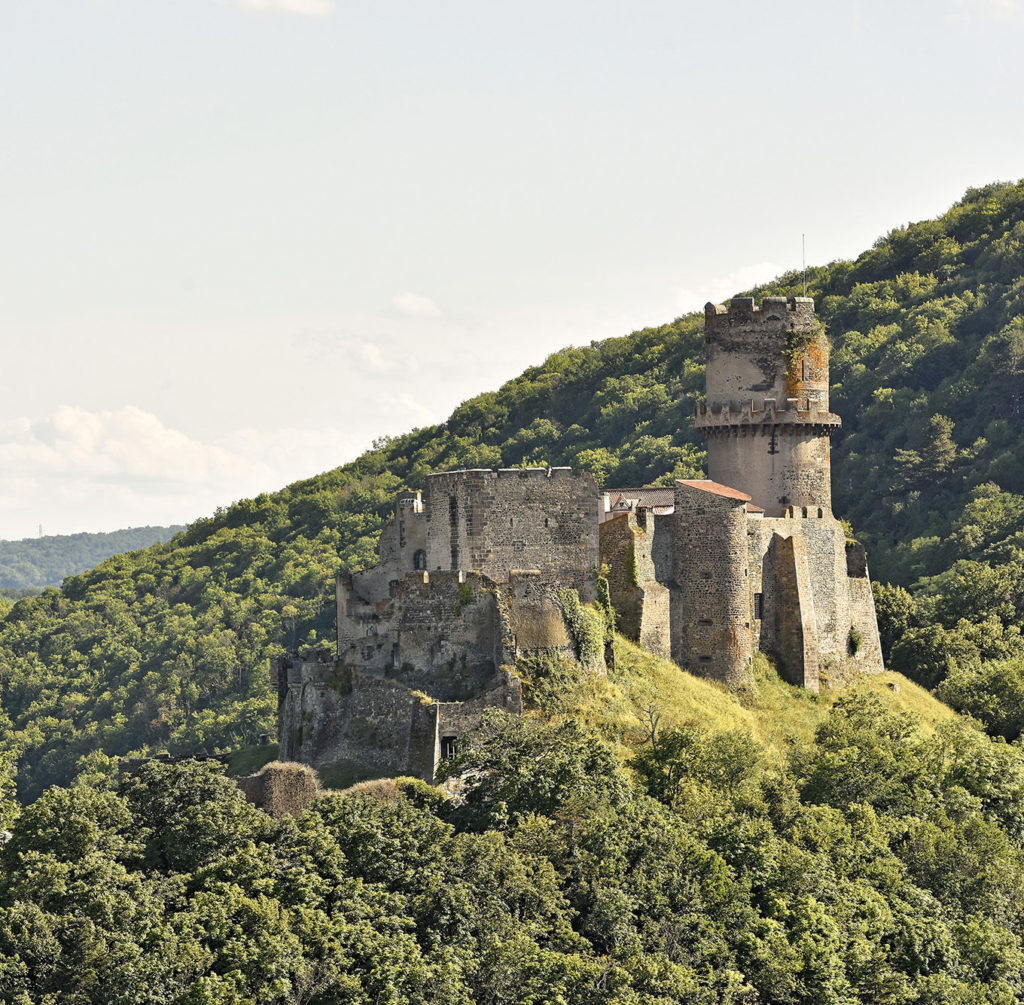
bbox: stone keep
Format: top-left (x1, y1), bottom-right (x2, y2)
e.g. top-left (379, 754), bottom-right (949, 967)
top-left (694, 296), bottom-right (841, 517)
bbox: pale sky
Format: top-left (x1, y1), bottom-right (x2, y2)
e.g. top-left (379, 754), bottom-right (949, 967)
top-left (2, 0), bottom-right (1023, 538)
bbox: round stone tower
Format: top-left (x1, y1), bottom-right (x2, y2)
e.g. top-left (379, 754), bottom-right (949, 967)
top-left (693, 296), bottom-right (841, 517)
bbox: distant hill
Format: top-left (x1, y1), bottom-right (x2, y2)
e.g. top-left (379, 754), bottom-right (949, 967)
top-left (0, 526), bottom-right (185, 591)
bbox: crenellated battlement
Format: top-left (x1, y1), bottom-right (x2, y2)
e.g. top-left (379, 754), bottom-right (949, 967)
top-left (705, 296), bottom-right (816, 331)
top-left (427, 466), bottom-right (579, 483)
top-left (694, 398), bottom-right (841, 431)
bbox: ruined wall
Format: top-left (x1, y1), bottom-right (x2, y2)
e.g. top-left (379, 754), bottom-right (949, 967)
top-left (670, 482), bottom-right (753, 688)
top-left (338, 571), bottom-right (503, 699)
top-left (274, 658), bottom-right (441, 780)
top-left (236, 762), bottom-right (320, 818)
top-left (350, 491), bottom-right (427, 602)
top-left (272, 654), bottom-right (522, 783)
top-left (502, 569), bottom-right (574, 656)
top-left (599, 510), bottom-right (671, 657)
top-left (423, 468), bottom-right (600, 597)
top-left (846, 541), bottom-right (885, 677)
top-left (746, 513), bottom-right (884, 683)
top-left (600, 514), bottom-right (643, 639)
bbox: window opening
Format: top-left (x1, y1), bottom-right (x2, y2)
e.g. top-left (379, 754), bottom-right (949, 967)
top-left (441, 735), bottom-right (458, 760)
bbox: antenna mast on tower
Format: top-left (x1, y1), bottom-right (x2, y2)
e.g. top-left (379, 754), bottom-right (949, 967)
top-left (802, 234), bottom-right (807, 296)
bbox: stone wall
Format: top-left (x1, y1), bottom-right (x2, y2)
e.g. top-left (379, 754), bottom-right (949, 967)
top-left (695, 297), bottom-right (841, 517)
top-left (702, 296), bottom-right (827, 411)
top-left (600, 514), bottom-right (643, 639)
top-left (846, 541), bottom-right (885, 678)
top-left (745, 514), bottom-right (884, 684)
top-left (350, 491), bottom-right (427, 602)
top-left (503, 570), bottom-right (574, 656)
top-left (769, 533), bottom-right (820, 690)
top-left (236, 762), bottom-right (320, 818)
top-left (338, 571), bottom-right (503, 699)
top-left (423, 468), bottom-right (600, 598)
top-left (273, 653), bottom-right (522, 783)
top-left (599, 510), bottom-right (671, 657)
top-left (670, 482), bottom-right (753, 688)
top-left (700, 421), bottom-right (835, 517)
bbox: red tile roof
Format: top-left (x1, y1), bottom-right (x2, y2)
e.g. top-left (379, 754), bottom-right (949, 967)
top-left (677, 479), bottom-right (752, 503)
top-left (604, 487), bottom-right (676, 508)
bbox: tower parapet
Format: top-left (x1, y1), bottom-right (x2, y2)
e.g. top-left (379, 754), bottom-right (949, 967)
top-left (695, 297), bottom-right (840, 517)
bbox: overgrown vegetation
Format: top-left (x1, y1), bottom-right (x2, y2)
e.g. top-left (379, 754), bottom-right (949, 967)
top-left (558, 589), bottom-right (607, 669)
top-left (3, 180), bottom-right (1024, 998)
top-left (3, 687), bottom-right (1024, 1002)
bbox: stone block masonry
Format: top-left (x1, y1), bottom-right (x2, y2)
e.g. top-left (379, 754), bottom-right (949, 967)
top-left (670, 481), bottom-right (754, 689)
top-left (696, 296), bottom-right (841, 517)
top-left (424, 468), bottom-right (600, 599)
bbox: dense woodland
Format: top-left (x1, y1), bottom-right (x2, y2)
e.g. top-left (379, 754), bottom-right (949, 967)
top-left (4, 181), bottom-right (1024, 1000)
top-left (6, 695), bottom-right (1024, 1004)
top-left (0, 526), bottom-right (183, 592)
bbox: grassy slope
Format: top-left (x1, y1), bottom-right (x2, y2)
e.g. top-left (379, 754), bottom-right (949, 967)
top-left (560, 636), bottom-right (953, 767)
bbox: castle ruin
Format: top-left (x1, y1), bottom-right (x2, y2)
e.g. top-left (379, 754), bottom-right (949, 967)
top-left (273, 296), bottom-right (883, 782)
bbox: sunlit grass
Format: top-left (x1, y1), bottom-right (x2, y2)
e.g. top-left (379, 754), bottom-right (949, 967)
top-left (537, 634), bottom-right (955, 765)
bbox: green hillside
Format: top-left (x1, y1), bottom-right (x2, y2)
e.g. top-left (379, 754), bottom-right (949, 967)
top-left (4, 181), bottom-right (1024, 800)
top-left (566, 641), bottom-right (954, 762)
top-left (0, 525), bottom-right (185, 592)
top-left (3, 655), bottom-right (1023, 1002)
top-left (6, 183), bottom-right (1024, 1002)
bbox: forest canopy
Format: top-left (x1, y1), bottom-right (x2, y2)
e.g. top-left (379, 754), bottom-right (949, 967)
top-left (0, 526), bottom-right (184, 592)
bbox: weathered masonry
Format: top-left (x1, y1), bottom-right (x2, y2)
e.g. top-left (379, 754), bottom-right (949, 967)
top-left (274, 468), bottom-right (599, 783)
top-left (275, 295), bottom-right (884, 783)
top-left (602, 297), bottom-right (883, 688)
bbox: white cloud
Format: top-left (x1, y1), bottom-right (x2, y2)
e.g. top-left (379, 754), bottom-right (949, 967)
top-left (392, 291), bottom-right (443, 318)
top-left (290, 328), bottom-right (401, 375)
top-left (226, 0), bottom-right (334, 16)
top-left (0, 406), bottom-right (362, 539)
top-left (675, 262), bottom-right (782, 315)
top-left (948, 0), bottom-right (1022, 18)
